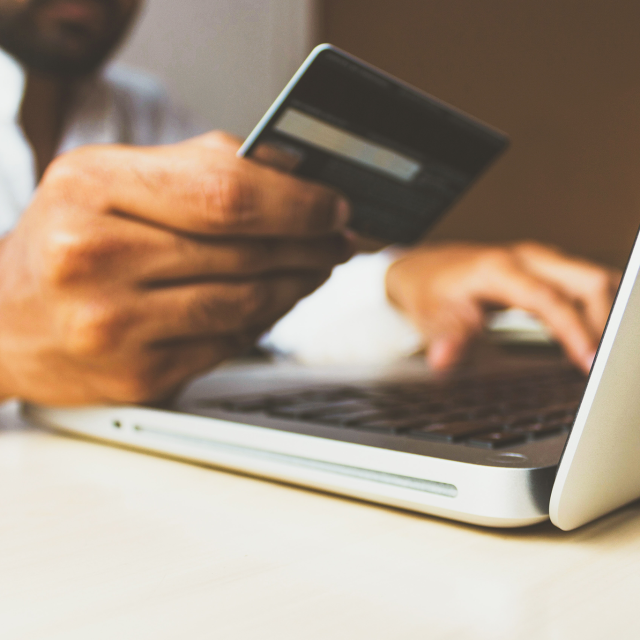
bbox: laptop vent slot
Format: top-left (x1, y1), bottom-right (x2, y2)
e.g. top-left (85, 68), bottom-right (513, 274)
top-left (133, 423), bottom-right (458, 498)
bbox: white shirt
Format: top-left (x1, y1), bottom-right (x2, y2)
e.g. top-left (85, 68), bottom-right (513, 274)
top-left (0, 48), bottom-right (423, 365)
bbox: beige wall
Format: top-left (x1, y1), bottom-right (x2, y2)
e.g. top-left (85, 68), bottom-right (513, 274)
top-left (322, 0), bottom-right (640, 267)
top-left (116, 0), bottom-right (318, 137)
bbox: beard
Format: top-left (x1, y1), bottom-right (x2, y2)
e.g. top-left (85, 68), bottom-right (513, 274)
top-left (0, 0), bottom-right (140, 77)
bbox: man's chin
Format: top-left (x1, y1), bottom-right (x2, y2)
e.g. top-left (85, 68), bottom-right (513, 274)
top-left (0, 0), bottom-right (139, 77)
top-left (0, 33), bottom-right (113, 76)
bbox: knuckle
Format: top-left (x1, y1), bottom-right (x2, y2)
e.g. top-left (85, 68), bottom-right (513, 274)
top-left (111, 368), bottom-right (163, 404)
top-left (63, 301), bottom-right (131, 358)
top-left (41, 148), bottom-right (105, 200)
top-left (208, 130), bottom-right (241, 148)
top-left (41, 152), bottom-right (84, 188)
top-left (201, 169), bottom-right (256, 230)
top-left (44, 232), bottom-right (94, 287)
top-left (43, 230), bottom-right (120, 287)
top-left (478, 247), bottom-right (513, 272)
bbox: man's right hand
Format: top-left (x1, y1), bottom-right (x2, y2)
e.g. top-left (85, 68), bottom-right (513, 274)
top-left (0, 132), bottom-right (352, 405)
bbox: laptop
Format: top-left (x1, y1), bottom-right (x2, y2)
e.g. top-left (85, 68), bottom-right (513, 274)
top-left (25, 220), bottom-right (640, 531)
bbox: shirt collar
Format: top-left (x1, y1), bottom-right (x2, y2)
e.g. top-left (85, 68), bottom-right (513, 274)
top-left (0, 47), bottom-right (116, 152)
top-left (0, 48), bottom-right (26, 124)
top-left (57, 72), bottom-right (119, 153)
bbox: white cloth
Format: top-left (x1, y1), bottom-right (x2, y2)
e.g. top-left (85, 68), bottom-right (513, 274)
top-left (0, 48), bottom-right (423, 364)
top-left (0, 50), bottom-right (36, 232)
top-left (261, 250), bottom-right (422, 364)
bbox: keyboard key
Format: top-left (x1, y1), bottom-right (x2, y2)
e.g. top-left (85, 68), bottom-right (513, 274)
top-left (499, 400), bottom-right (541, 412)
top-left (503, 411), bottom-right (544, 427)
top-left (210, 396), bottom-right (273, 412)
top-left (206, 365), bottom-right (587, 449)
top-left (541, 403), bottom-right (579, 421)
top-left (311, 408), bottom-right (389, 426)
top-left (350, 416), bottom-right (427, 433)
top-left (411, 409), bottom-right (472, 423)
top-left (269, 401), bottom-right (347, 419)
top-left (515, 422), bottom-right (566, 439)
top-left (555, 415), bottom-right (576, 427)
top-left (404, 401), bottom-right (452, 414)
top-left (466, 405), bottom-right (504, 419)
top-left (295, 399), bottom-right (381, 421)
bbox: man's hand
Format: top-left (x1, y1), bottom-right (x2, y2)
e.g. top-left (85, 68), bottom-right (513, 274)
top-left (385, 242), bottom-right (621, 373)
top-left (0, 132), bottom-right (352, 405)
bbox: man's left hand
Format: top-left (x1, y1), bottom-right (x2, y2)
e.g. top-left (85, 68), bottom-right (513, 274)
top-left (385, 241), bottom-right (621, 373)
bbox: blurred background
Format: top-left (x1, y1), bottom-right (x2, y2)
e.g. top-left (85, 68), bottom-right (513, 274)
top-left (117, 0), bottom-right (640, 269)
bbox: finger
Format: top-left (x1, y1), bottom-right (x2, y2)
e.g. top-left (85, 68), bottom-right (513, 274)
top-left (478, 265), bottom-right (597, 372)
top-left (423, 300), bottom-right (483, 371)
top-left (49, 210), bottom-right (353, 287)
top-left (59, 139), bottom-right (351, 237)
top-left (137, 272), bottom-right (330, 342)
top-left (427, 334), bottom-right (470, 371)
top-left (135, 232), bottom-right (354, 286)
top-left (413, 302), bottom-right (484, 371)
top-left (517, 243), bottom-right (619, 335)
top-left (513, 243), bottom-right (620, 338)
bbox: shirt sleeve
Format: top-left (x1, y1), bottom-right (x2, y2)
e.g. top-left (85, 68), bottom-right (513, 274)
top-left (260, 249), bottom-right (424, 365)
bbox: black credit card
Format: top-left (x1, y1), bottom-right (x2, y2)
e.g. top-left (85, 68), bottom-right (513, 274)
top-left (238, 44), bottom-right (509, 245)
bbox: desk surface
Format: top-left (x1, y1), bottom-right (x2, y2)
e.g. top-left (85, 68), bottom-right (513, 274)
top-left (3, 399), bottom-right (640, 640)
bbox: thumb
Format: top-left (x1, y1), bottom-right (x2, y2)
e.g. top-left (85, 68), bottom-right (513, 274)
top-left (184, 131), bottom-right (243, 152)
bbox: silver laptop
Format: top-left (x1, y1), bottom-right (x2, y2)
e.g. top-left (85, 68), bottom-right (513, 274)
top-left (25, 226), bottom-right (640, 531)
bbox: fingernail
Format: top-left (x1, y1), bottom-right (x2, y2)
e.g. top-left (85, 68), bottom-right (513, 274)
top-left (427, 339), bottom-right (451, 371)
top-left (334, 197), bottom-right (351, 229)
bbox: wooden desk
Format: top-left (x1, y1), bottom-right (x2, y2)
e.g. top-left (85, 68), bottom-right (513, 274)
top-left (2, 400), bottom-right (640, 640)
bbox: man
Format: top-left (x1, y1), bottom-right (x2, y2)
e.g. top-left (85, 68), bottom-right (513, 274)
top-left (0, 0), bottom-right (620, 406)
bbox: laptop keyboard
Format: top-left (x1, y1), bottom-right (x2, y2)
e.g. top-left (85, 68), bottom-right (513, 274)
top-left (201, 367), bottom-right (587, 450)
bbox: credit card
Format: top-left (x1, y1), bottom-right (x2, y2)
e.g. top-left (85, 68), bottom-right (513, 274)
top-left (239, 44), bottom-right (509, 245)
